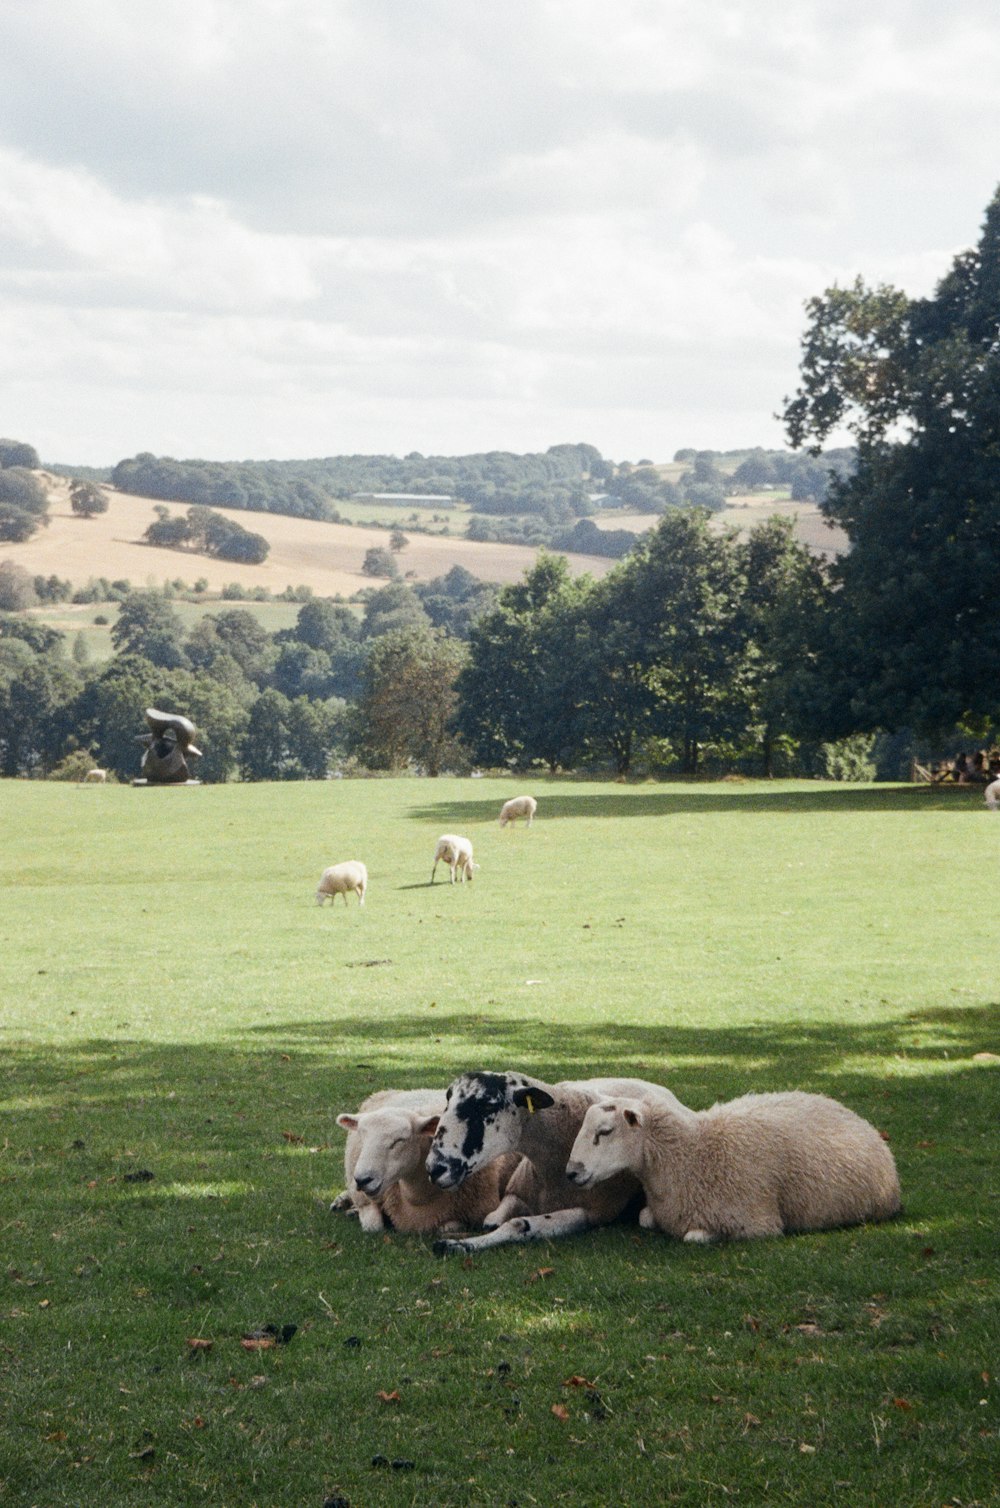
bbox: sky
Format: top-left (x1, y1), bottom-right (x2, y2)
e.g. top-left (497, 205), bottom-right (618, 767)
top-left (2, 0), bottom-right (1000, 468)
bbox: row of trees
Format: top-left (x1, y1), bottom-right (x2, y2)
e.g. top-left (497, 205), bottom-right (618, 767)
top-left (143, 504), bottom-right (270, 564)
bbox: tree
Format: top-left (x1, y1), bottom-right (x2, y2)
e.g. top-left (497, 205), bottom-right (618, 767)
top-left (781, 184), bottom-right (1000, 733)
top-left (0, 438), bottom-right (40, 469)
top-left (389, 529), bottom-right (409, 553)
top-left (740, 517), bottom-right (831, 775)
top-left (353, 627), bottom-right (467, 775)
top-left (362, 546), bottom-right (399, 579)
top-left (455, 555), bottom-right (586, 772)
top-left (0, 561), bottom-right (39, 611)
top-left (610, 510), bottom-right (752, 773)
top-left (110, 590), bottom-right (188, 669)
top-left (361, 582), bottom-right (431, 639)
top-left (70, 480), bottom-right (109, 519)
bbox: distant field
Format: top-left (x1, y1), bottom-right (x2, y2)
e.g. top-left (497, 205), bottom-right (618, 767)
top-left (4, 477), bottom-right (615, 597)
top-left (23, 598), bottom-right (309, 662)
top-left (1, 778), bottom-right (997, 1506)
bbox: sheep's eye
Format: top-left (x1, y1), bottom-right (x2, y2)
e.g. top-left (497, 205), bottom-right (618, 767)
top-left (390, 1138), bottom-right (406, 1149)
top-left (594, 1127), bottom-right (611, 1142)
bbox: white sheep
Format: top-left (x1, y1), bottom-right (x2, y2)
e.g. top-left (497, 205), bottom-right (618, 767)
top-left (565, 1090), bottom-right (901, 1243)
top-left (985, 777), bottom-right (1000, 811)
top-left (431, 834), bottom-right (476, 884)
top-left (499, 795), bottom-right (537, 828)
top-left (82, 768), bottom-right (108, 784)
top-left (316, 860), bottom-right (368, 906)
top-left (332, 1089), bottom-right (521, 1235)
top-left (426, 1070), bottom-right (687, 1254)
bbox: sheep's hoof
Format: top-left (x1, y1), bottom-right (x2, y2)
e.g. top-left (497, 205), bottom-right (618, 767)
top-left (433, 1238), bottom-right (464, 1257)
top-left (329, 1192), bottom-right (353, 1212)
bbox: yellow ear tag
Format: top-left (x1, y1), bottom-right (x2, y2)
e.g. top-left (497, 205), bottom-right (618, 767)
top-left (525, 1095), bottom-right (535, 1114)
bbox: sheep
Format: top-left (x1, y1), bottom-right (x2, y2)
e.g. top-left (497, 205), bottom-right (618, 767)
top-left (81, 768), bottom-right (108, 784)
top-left (426, 1070), bottom-right (687, 1254)
top-left (499, 795), bottom-right (537, 828)
top-left (431, 834), bottom-right (476, 884)
top-left (316, 860), bottom-right (368, 906)
top-left (332, 1088), bottom-right (521, 1234)
top-left (565, 1090), bottom-right (901, 1243)
top-left (986, 777), bottom-right (1000, 811)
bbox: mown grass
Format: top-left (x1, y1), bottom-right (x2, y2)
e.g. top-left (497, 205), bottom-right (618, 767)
top-left (1, 778), bottom-right (998, 1506)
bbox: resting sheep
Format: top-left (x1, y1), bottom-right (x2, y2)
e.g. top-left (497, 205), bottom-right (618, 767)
top-left (333, 1089), bottom-right (520, 1234)
top-left (565, 1090), bottom-right (901, 1243)
top-left (431, 834), bottom-right (476, 884)
top-left (316, 860), bottom-right (368, 906)
top-left (426, 1070), bottom-right (686, 1254)
top-left (499, 795), bottom-right (537, 828)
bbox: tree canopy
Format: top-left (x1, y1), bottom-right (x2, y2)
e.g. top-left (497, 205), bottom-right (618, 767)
top-left (782, 184), bottom-right (1000, 733)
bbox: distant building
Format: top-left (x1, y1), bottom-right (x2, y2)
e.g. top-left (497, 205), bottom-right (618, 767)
top-left (351, 492), bottom-right (454, 504)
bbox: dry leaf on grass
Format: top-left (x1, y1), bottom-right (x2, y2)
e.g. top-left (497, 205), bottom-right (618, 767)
top-left (377, 1390), bottom-right (401, 1404)
top-left (551, 1403), bottom-right (570, 1421)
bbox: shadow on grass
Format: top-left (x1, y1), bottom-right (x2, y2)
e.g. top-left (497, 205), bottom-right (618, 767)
top-left (407, 786), bottom-right (987, 823)
top-left (3, 1004), bottom-right (996, 1134)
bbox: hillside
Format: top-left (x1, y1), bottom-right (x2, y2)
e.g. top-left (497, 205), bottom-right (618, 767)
top-left (6, 476), bottom-right (617, 595)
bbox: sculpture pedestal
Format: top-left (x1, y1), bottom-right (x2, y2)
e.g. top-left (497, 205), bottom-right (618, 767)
top-left (131, 779), bottom-right (202, 787)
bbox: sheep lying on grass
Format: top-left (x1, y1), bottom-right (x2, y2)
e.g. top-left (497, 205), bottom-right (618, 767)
top-left (333, 1089), bottom-right (520, 1234)
top-left (565, 1090), bottom-right (901, 1242)
top-left (426, 1071), bottom-right (687, 1254)
top-left (499, 795), bottom-right (537, 828)
top-left (316, 861), bottom-right (368, 906)
top-left (431, 834), bottom-right (476, 884)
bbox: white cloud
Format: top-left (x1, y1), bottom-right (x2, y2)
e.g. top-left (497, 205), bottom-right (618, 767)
top-left (0, 0), bottom-right (999, 462)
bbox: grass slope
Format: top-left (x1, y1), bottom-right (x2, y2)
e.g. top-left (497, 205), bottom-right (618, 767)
top-left (1, 779), bottom-right (998, 1506)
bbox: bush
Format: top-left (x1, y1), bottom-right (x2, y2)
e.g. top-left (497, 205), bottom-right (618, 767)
top-left (818, 734), bottom-right (878, 782)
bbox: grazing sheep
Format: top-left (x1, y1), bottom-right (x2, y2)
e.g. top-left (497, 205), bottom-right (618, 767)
top-left (499, 795), bottom-right (537, 828)
top-left (426, 1071), bottom-right (687, 1254)
top-left (986, 777), bottom-right (1000, 811)
top-left (316, 860), bottom-right (368, 906)
top-left (565, 1090), bottom-right (901, 1243)
top-left (431, 834), bottom-right (476, 884)
top-left (82, 768), bottom-right (108, 784)
top-left (332, 1089), bottom-right (521, 1234)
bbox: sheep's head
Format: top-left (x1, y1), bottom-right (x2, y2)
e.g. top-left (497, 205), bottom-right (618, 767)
top-left (336, 1107), bottom-right (439, 1198)
top-left (565, 1101), bottom-right (644, 1187)
top-left (426, 1071), bottom-right (554, 1187)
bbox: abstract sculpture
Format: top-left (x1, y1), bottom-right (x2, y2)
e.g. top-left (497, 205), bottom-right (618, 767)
top-left (136, 708), bottom-right (203, 784)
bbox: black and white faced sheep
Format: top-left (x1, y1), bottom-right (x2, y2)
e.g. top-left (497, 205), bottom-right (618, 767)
top-left (425, 1070), bottom-right (687, 1254)
top-left (565, 1090), bottom-right (902, 1243)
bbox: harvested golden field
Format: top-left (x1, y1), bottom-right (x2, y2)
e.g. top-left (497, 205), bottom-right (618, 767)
top-left (8, 477), bottom-right (616, 595)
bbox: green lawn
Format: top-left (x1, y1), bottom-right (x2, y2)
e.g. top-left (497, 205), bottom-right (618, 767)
top-left (1, 778), bottom-right (997, 1506)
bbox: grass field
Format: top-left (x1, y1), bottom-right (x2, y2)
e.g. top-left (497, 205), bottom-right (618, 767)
top-left (1, 778), bottom-right (998, 1506)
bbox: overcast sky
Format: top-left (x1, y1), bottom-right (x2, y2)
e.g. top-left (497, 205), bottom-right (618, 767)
top-left (2, 0), bottom-right (999, 467)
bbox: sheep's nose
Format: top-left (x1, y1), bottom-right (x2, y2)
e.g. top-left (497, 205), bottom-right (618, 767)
top-left (354, 1173), bottom-right (377, 1193)
top-left (426, 1160), bottom-right (448, 1185)
top-left (565, 1162), bottom-right (587, 1185)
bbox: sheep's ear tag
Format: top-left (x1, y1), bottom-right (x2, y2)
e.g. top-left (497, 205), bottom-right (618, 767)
top-left (525, 1095), bottom-right (535, 1114)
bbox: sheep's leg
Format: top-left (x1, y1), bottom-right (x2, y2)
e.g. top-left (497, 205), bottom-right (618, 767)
top-left (482, 1193), bottom-right (532, 1230)
top-left (431, 862), bottom-right (438, 883)
top-left (434, 1206), bottom-right (593, 1255)
top-left (357, 1201), bottom-right (387, 1233)
top-left (329, 1190), bottom-right (355, 1212)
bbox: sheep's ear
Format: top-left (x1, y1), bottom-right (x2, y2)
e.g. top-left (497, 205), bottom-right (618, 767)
top-left (336, 1114), bottom-right (359, 1131)
top-left (513, 1086), bottom-right (555, 1112)
top-left (415, 1115), bottom-right (439, 1136)
top-left (623, 1107), bottom-right (643, 1128)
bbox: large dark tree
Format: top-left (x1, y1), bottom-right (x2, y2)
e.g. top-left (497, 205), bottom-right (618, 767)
top-left (782, 185), bottom-right (1000, 733)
